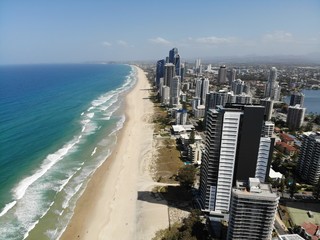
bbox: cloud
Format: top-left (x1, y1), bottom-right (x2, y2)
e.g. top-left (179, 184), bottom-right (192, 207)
top-left (102, 41), bottom-right (112, 47)
top-left (193, 36), bottom-right (236, 45)
top-left (149, 37), bottom-right (171, 45)
top-left (262, 31), bottom-right (293, 43)
top-left (117, 40), bottom-right (128, 46)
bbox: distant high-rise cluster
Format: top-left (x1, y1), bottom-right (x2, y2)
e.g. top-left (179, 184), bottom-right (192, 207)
top-left (156, 48), bottom-right (183, 107)
top-left (153, 49), bottom-right (289, 239)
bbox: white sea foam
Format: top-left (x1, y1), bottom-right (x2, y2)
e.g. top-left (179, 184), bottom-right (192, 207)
top-left (91, 147), bottom-right (97, 156)
top-left (0, 201), bottom-right (17, 217)
top-left (86, 112), bottom-right (94, 119)
top-left (81, 112), bottom-right (84, 116)
top-left (23, 219), bottom-right (39, 239)
top-left (13, 138), bottom-right (80, 200)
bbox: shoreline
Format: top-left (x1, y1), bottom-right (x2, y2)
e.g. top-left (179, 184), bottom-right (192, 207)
top-left (60, 66), bottom-right (169, 239)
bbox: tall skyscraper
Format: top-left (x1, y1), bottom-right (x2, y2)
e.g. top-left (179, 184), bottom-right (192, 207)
top-left (286, 105), bottom-right (306, 130)
top-left (227, 178), bottom-right (279, 240)
top-left (227, 68), bottom-right (236, 85)
top-left (174, 53), bottom-right (181, 76)
top-left (297, 132), bottom-right (320, 185)
top-left (164, 63), bottom-right (175, 86)
top-left (265, 67), bottom-right (281, 101)
top-left (255, 137), bottom-right (274, 182)
top-left (195, 59), bottom-right (202, 74)
top-left (199, 105), bottom-right (273, 212)
top-left (290, 92), bottom-right (305, 107)
top-left (195, 78), bottom-right (210, 105)
top-left (260, 98), bottom-right (274, 121)
top-left (156, 59), bottom-right (165, 87)
top-left (201, 78), bottom-right (210, 105)
top-left (195, 79), bottom-right (202, 99)
top-left (180, 63), bottom-right (185, 82)
top-left (169, 48), bottom-right (178, 64)
top-left (170, 76), bottom-right (180, 106)
top-left (230, 79), bottom-right (245, 95)
top-left (218, 65), bottom-right (227, 84)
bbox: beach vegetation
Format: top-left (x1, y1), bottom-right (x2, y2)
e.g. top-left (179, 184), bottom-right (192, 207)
top-left (152, 210), bottom-right (211, 240)
top-left (177, 165), bottom-right (196, 188)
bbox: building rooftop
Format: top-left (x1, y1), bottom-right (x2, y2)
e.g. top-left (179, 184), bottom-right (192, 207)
top-left (234, 178), bottom-right (279, 200)
top-left (279, 234), bottom-right (305, 240)
top-left (269, 168), bottom-right (283, 179)
top-left (280, 133), bottom-right (295, 142)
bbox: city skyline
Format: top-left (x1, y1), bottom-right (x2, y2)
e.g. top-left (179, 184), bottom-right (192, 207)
top-left (1, 0), bottom-right (320, 64)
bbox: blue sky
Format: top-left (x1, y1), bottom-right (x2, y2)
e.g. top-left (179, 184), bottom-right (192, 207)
top-left (0, 0), bottom-right (319, 64)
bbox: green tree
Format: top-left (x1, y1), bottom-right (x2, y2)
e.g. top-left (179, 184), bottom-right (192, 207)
top-left (304, 122), bottom-right (313, 131)
top-left (177, 165), bottom-right (196, 188)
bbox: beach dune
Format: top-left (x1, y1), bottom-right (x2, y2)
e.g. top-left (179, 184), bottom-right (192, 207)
top-left (60, 66), bottom-right (168, 240)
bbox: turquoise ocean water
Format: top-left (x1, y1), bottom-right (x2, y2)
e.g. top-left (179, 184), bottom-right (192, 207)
top-left (0, 64), bottom-right (136, 239)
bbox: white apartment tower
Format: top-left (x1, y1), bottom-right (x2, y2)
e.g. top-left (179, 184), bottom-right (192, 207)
top-left (170, 76), bottom-right (180, 106)
top-left (286, 104), bottom-right (306, 130)
top-left (265, 67), bottom-right (281, 101)
top-left (227, 178), bottom-right (279, 240)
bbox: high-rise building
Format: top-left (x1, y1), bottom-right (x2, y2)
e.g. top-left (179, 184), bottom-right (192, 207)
top-left (199, 105), bottom-right (273, 212)
top-left (231, 79), bottom-right (245, 95)
top-left (227, 178), bottom-right (279, 240)
top-left (174, 53), bottom-right (181, 76)
top-left (170, 76), bottom-right (180, 106)
top-left (297, 132), bottom-right (320, 185)
top-left (176, 109), bottom-right (188, 125)
top-left (262, 121), bottom-right (275, 138)
top-left (227, 69), bottom-right (236, 85)
top-left (290, 92), bottom-right (305, 107)
top-left (218, 65), bottom-right (227, 84)
top-left (156, 59), bottom-right (165, 87)
top-left (286, 105), bottom-right (306, 130)
top-left (195, 59), bottom-right (202, 74)
top-left (255, 137), bottom-right (274, 182)
top-left (260, 98), bottom-right (274, 121)
top-left (195, 78), bottom-right (210, 105)
top-left (161, 86), bottom-right (170, 105)
top-left (195, 79), bottom-right (202, 99)
top-left (265, 67), bottom-right (281, 101)
top-left (180, 63), bottom-right (185, 82)
top-left (200, 107), bottom-right (242, 212)
top-left (169, 48), bottom-right (178, 64)
top-left (164, 63), bottom-right (175, 86)
top-left (201, 78), bottom-right (210, 105)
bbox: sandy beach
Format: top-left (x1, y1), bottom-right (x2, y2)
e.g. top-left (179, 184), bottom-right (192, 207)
top-left (60, 66), bottom-right (169, 240)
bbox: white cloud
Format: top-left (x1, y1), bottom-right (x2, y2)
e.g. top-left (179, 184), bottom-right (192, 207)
top-left (102, 41), bottom-right (112, 47)
top-left (262, 31), bottom-right (293, 43)
top-left (194, 36), bottom-right (236, 45)
top-left (117, 40), bottom-right (128, 46)
top-left (149, 37), bottom-right (171, 45)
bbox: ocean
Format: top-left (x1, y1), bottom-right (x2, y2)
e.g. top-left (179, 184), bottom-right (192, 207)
top-left (0, 64), bottom-right (136, 239)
